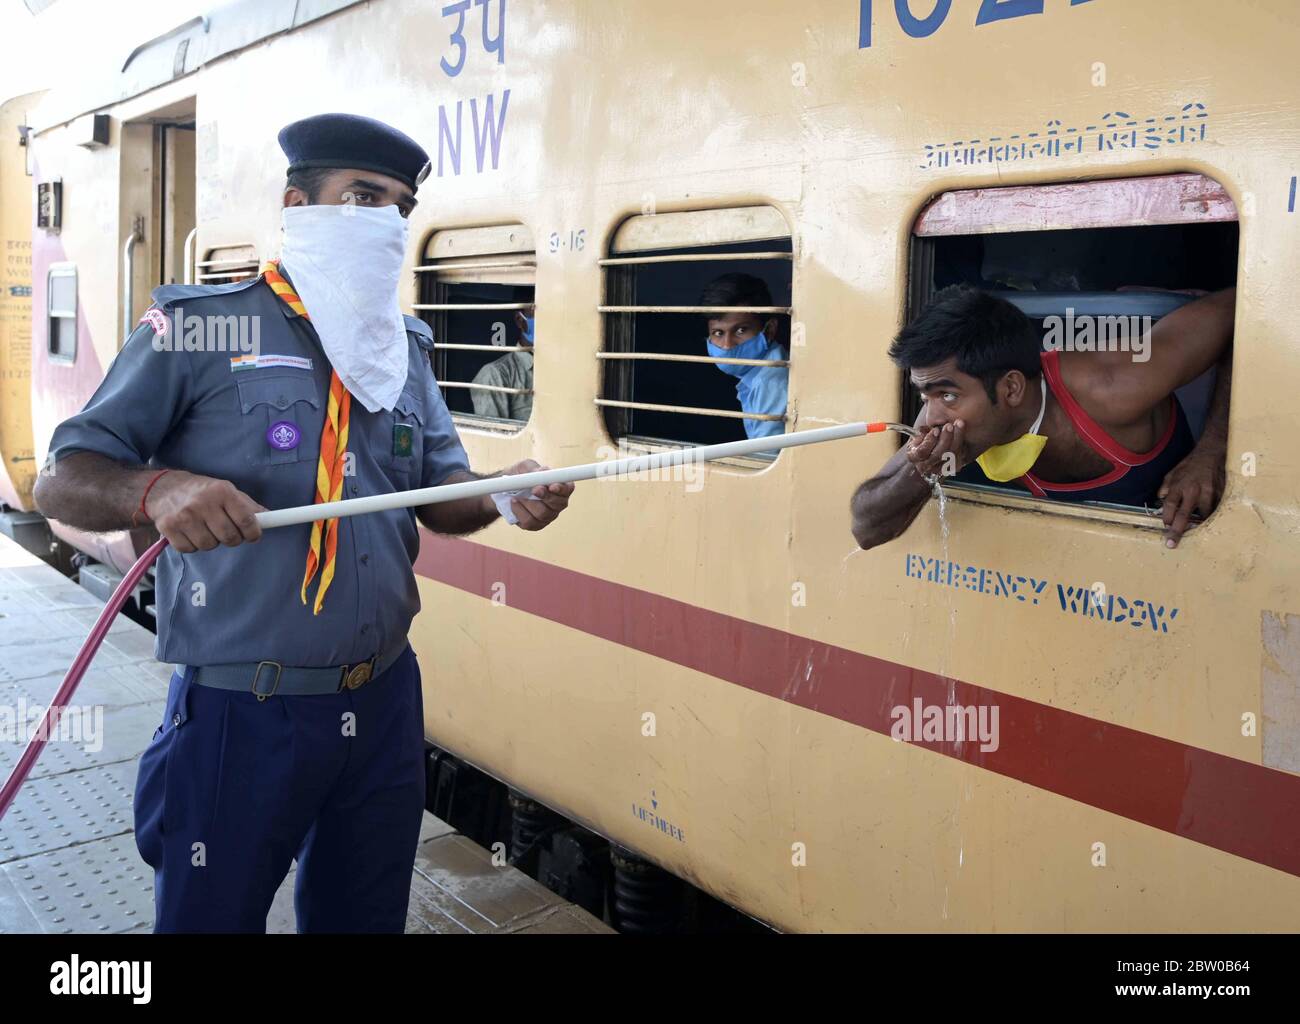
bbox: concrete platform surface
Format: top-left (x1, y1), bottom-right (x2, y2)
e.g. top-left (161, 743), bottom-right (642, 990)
top-left (0, 533), bottom-right (612, 935)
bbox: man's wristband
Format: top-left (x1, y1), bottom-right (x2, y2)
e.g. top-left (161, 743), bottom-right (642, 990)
top-left (133, 469), bottom-right (171, 527)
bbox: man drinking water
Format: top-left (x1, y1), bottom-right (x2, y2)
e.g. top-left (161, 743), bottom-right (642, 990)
top-left (850, 285), bottom-right (1235, 551)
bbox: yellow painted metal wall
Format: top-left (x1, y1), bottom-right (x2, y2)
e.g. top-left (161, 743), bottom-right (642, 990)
top-left (25, 1), bottom-right (1300, 931)
top-left (0, 92), bottom-right (42, 511)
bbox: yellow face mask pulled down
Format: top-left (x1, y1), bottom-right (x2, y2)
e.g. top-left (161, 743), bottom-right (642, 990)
top-left (975, 377), bottom-right (1048, 482)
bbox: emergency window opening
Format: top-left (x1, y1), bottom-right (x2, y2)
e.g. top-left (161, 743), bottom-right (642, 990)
top-left (47, 264), bottom-right (77, 363)
top-left (906, 174), bottom-right (1238, 516)
top-left (599, 207), bottom-right (793, 460)
top-left (414, 225), bottom-right (536, 430)
top-left (195, 244), bottom-right (259, 285)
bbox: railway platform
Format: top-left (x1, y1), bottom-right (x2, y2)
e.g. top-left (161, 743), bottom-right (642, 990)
top-left (0, 533), bottom-right (611, 935)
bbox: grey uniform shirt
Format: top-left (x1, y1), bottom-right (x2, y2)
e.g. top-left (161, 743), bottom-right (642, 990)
top-left (47, 273), bottom-right (471, 668)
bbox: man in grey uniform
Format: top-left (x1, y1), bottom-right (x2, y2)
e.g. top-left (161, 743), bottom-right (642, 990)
top-left (33, 113), bottom-right (573, 933)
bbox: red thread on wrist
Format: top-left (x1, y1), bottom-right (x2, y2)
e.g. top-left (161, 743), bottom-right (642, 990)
top-left (135, 469), bottom-right (170, 527)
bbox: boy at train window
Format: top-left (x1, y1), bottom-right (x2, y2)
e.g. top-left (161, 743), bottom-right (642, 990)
top-left (471, 303), bottom-right (534, 421)
top-left (850, 285), bottom-right (1234, 550)
top-left (701, 273), bottom-right (789, 439)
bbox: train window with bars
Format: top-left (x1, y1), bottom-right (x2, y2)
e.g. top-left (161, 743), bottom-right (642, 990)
top-left (194, 244), bottom-right (259, 285)
top-left (598, 207), bottom-right (793, 458)
top-left (414, 224), bottom-right (536, 429)
top-left (47, 263), bottom-right (77, 362)
top-left (907, 172), bottom-right (1238, 516)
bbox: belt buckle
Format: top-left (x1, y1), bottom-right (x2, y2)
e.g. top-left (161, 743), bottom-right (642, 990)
top-left (342, 656), bottom-right (376, 691)
top-left (252, 660), bottom-right (282, 701)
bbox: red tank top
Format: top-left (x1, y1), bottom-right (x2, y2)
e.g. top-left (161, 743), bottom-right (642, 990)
top-left (1018, 350), bottom-right (1193, 507)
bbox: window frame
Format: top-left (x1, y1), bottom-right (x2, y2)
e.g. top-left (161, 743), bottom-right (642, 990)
top-left (413, 223), bottom-right (536, 434)
top-left (905, 171), bottom-right (1239, 532)
top-left (597, 205), bottom-right (795, 468)
top-left (46, 262), bottom-right (77, 364)
top-left (195, 244), bottom-right (259, 285)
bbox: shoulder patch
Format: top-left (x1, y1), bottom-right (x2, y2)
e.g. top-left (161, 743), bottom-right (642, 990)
top-left (138, 308), bottom-right (169, 335)
top-left (403, 314), bottom-right (435, 351)
top-left (150, 276), bottom-right (263, 311)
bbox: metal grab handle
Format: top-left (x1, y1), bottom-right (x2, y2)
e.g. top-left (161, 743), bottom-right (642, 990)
top-left (122, 218), bottom-right (143, 340)
top-left (182, 226), bottom-right (198, 285)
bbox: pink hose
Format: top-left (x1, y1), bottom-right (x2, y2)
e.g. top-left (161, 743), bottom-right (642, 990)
top-left (0, 538), bottom-right (168, 823)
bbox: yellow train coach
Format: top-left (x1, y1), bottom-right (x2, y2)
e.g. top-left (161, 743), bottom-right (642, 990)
top-left (0, 91), bottom-right (42, 516)
top-left (15, 0), bottom-right (1300, 931)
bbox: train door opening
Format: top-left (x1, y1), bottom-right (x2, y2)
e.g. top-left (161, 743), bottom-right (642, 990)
top-left (118, 100), bottom-right (196, 345)
top-left (156, 121), bottom-right (196, 288)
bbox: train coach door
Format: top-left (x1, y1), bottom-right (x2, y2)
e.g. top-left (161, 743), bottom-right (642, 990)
top-left (118, 103), bottom-right (196, 347)
top-left (95, 105), bottom-right (197, 579)
top-left (155, 121), bottom-right (196, 289)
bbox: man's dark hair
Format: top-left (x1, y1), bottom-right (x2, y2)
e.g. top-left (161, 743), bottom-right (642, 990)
top-left (285, 166), bottom-right (335, 203)
top-left (699, 272), bottom-right (773, 311)
top-left (888, 286), bottom-right (1041, 403)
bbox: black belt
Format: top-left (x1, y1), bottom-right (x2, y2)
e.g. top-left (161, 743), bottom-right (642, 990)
top-left (184, 645), bottom-right (407, 699)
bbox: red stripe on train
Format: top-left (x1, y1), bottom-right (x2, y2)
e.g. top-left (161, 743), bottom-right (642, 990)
top-left (415, 533), bottom-right (1300, 879)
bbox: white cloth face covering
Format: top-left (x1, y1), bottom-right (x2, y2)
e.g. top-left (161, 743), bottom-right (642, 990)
top-left (279, 203), bottom-right (410, 413)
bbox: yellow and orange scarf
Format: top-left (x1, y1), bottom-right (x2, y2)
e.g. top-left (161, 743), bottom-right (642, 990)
top-left (261, 259), bottom-right (350, 614)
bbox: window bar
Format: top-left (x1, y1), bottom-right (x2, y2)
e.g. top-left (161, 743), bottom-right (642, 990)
top-left (440, 382), bottom-right (533, 394)
top-left (597, 305), bottom-right (790, 314)
top-left (414, 259), bottom-right (538, 272)
top-left (598, 352), bottom-right (788, 367)
top-left (597, 251), bottom-right (793, 267)
top-left (594, 398), bottom-right (785, 422)
top-left (194, 257), bottom-right (259, 268)
top-left (197, 270), bottom-right (257, 281)
top-left (412, 302), bottom-right (532, 311)
top-left (434, 343), bottom-right (530, 352)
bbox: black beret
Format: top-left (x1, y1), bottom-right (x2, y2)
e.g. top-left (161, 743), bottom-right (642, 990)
top-left (279, 113), bottom-right (432, 193)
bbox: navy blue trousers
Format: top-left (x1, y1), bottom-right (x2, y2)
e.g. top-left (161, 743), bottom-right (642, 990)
top-left (134, 644), bottom-right (426, 933)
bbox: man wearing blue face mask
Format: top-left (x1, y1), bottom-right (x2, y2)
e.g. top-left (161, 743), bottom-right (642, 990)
top-left (701, 274), bottom-right (789, 440)
top-left (33, 114), bottom-right (573, 934)
top-left (471, 303), bottom-right (535, 422)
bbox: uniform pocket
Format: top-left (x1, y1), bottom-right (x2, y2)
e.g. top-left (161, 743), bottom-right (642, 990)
top-left (159, 683), bottom-right (235, 841)
top-left (134, 726), bottom-right (175, 869)
top-left (375, 388), bottom-right (425, 482)
top-left (236, 374), bottom-right (321, 466)
top-left (134, 670), bottom-right (191, 867)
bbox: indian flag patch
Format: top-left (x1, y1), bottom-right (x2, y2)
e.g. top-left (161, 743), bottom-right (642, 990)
top-left (230, 354), bottom-right (314, 372)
